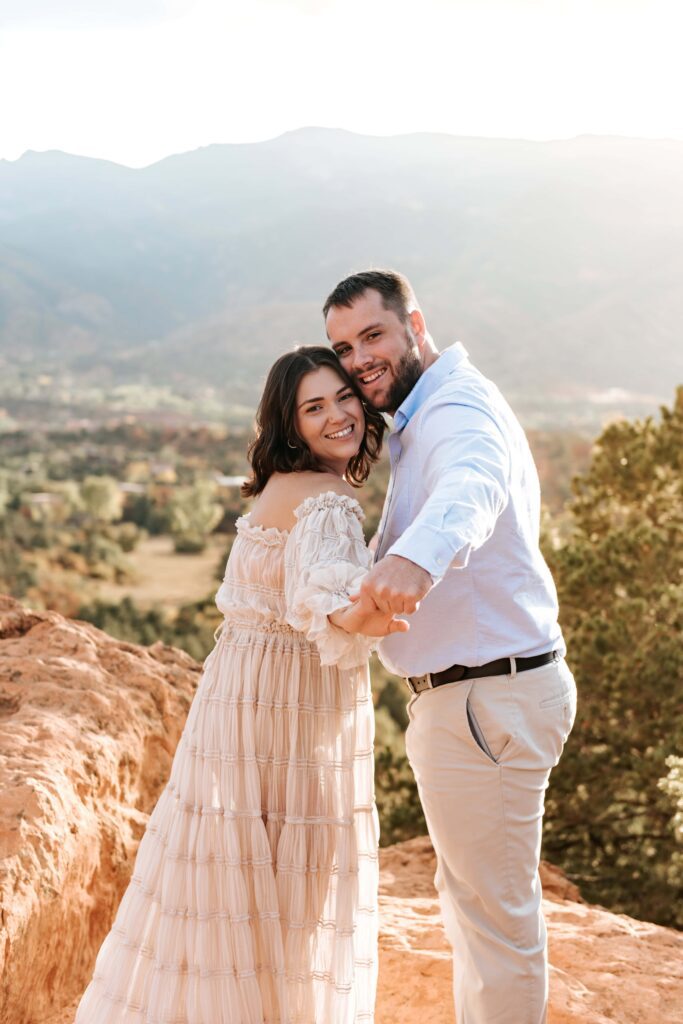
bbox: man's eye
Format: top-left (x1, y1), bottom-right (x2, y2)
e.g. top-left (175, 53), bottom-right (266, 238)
top-left (335, 346), bottom-right (351, 357)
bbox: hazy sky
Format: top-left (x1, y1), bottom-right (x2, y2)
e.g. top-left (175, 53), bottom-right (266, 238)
top-left (1, 0), bottom-right (681, 167)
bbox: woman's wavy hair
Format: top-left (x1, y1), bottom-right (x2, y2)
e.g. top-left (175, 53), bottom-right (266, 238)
top-left (242, 346), bottom-right (385, 497)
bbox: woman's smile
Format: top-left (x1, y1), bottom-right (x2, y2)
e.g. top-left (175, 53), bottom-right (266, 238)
top-left (325, 423), bottom-right (355, 440)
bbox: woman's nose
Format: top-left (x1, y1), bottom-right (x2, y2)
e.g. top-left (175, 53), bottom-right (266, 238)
top-left (327, 402), bottom-right (346, 423)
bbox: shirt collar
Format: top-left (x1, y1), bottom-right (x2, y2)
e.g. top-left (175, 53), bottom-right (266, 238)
top-left (393, 342), bottom-right (469, 431)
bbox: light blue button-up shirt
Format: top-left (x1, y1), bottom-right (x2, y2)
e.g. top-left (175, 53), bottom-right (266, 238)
top-left (376, 342), bottom-right (565, 678)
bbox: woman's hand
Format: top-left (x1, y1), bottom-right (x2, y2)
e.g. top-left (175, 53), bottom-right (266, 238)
top-left (328, 591), bottom-right (411, 637)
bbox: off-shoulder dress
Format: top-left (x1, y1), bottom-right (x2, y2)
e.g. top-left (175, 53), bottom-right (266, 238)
top-left (75, 491), bottom-right (379, 1024)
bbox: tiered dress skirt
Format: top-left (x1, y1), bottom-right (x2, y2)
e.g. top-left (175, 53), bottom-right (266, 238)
top-left (75, 493), bottom-right (379, 1024)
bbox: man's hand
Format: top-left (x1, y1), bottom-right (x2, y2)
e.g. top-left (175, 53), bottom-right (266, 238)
top-left (358, 554), bottom-right (433, 615)
top-left (329, 591), bottom-right (410, 638)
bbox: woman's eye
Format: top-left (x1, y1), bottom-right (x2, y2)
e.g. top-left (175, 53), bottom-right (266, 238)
top-left (306, 404), bottom-right (322, 413)
top-left (340, 392), bottom-right (354, 401)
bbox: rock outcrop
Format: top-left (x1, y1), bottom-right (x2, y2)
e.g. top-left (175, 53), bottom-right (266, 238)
top-left (377, 836), bottom-right (683, 1024)
top-left (0, 597), bottom-right (201, 1024)
top-left (2, 596), bottom-right (682, 1024)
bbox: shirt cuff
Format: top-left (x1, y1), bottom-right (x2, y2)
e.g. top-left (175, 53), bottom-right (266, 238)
top-left (387, 523), bottom-right (471, 579)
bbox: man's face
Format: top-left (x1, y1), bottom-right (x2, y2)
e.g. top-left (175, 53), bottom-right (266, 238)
top-left (325, 289), bottom-right (423, 414)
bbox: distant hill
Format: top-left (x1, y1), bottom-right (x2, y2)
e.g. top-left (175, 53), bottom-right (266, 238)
top-left (1, 128), bottom-right (682, 427)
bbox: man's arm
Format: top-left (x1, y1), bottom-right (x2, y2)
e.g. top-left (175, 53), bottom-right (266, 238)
top-left (359, 400), bottom-right (510, 615)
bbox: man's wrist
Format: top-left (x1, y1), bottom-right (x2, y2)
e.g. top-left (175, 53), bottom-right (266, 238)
top-left (385, 552), bottom-right (435, 585)
top-left (387, 529), bottom-right (466, 579)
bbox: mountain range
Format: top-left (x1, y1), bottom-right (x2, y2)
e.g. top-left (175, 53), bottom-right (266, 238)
top-left (1, 128), bottom-right (682, 427)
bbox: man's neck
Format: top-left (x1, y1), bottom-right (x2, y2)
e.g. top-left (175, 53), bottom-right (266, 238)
top-left (386, 338), bottom-right (441, 419)
top-left (421, 335), bottom-right (440, 373)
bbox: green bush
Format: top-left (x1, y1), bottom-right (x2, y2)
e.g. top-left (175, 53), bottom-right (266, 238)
top-left (77, 594), bottom-right (221, 663)
top-left (542, 387), bottom-right (683, 927)
top-left (0, 536), bottom-right (37, 597)
top-left (370, 655), bottom-right (427, 846)
top-left (173, 531), bottom-right (210, 554)
top-left (375, 743), bottom-right (426, 847)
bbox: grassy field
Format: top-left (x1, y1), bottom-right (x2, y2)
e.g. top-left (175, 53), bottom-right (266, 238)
top-left (94, 534), bottom-right (229, 610)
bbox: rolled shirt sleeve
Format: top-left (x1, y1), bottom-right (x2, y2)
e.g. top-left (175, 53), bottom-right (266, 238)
top-left (387, 401), bottom-right (511, 579)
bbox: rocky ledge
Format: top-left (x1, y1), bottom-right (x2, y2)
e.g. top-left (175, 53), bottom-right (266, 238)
top-left (0, 597), bottom-right (200, 1024)
top-left (1, 597), bottom-right (681, 1024)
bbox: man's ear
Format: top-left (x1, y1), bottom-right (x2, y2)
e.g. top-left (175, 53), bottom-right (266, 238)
top-left (409, 308), bottom-right (426, 347)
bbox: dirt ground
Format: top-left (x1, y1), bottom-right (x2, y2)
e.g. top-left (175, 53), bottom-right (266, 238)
top-left (94, 533), bottom-right (228, 609)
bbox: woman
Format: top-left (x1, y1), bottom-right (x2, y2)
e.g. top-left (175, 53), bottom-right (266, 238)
top-left (75, 347), bottom-right (407, 1024)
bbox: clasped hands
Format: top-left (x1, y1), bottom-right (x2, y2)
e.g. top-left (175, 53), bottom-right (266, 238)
top-left (328, 555), bottom-right (433, 638)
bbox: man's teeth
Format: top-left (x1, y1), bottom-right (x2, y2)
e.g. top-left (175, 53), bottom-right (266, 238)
top-left (360, 367), bottom-right (386, 385)
top-left (326, 425), bottom-right (354, 440)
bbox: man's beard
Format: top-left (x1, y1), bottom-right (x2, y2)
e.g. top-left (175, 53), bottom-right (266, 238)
top-left (369, 331), bottom-right (422, 414)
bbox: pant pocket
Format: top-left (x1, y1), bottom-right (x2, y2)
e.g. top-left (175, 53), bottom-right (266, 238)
top-left (538, 665), bottom-right (578, 743)
top-left (463, 678), bottom-right (517, 766)
top-left (539, 689), bottom-right (572, 709)
top-left (517, 665), bottom-right (578, 770)
top-left (466, 697), bottom-right (498, 763)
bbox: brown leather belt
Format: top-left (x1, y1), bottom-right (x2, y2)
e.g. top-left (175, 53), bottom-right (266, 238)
top-left (405, 650), bottom-right (560, 695)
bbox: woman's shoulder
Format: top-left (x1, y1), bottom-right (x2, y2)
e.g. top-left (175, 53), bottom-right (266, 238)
top-left (249, 472), bottom-right (359, 532)
top-left (290, 475), bottom-right (364, 525)
top-left (292, 471), bottom-right (356, 501)
top-left (269, 471), bottom-right (355, 502)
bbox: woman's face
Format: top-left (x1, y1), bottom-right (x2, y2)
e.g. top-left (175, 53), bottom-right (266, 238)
top-left (294, 365), bottom-right (365, 476)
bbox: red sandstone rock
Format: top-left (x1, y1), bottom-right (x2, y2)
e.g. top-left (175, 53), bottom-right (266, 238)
top-left (0, 597), bottom-right (200, 1024)
top-left (2, 597), bottom-right (681, 1024)
top-left (376, 837), bottom-right (683, 1024)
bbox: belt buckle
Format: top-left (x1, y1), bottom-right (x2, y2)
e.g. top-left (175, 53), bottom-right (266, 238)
top-left (406, 673), bottom-right (433, 694)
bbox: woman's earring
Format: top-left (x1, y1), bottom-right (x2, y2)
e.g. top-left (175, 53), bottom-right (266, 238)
top-left (287, 439), bottom-right (297, 449)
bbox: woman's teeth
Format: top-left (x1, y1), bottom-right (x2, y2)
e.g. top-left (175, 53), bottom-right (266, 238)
top-left (360, 366), bottom-right (387, 385)
top-left (325, 424), bottom-right (354, 440)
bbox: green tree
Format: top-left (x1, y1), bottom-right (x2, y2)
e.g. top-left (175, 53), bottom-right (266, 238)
top-left (0, 472), bottom-right (10, 516)
top-left (658, 756), bottom-right (683, 902)
top-left (168, 481), bottom-right (223, 553)
top-left (542, 387), bottom-right (683, 926)
top-left (80, 475), bottom-right (123, 522)
top-left (0, 518), bottom-right (37, 596)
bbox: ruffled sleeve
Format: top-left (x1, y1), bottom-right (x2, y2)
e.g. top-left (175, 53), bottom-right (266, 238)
top-left (284, 491), bottom-right (375, 669)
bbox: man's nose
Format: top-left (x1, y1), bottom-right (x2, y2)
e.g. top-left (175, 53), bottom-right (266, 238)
top-left (351, 345), bottom-right (372, 373)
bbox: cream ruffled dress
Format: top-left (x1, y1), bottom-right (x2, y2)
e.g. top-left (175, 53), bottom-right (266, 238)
top-left (75, 492), bottom-right (379, 1024)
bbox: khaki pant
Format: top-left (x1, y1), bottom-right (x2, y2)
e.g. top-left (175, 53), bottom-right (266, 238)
top-left (405, 658), bottom-right (577, 1024)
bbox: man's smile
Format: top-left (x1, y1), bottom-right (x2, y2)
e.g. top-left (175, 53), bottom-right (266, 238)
top-left (358, 366), bottom-right (388, 386)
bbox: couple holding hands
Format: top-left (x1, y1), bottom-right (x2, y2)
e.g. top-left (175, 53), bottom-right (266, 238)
top-left (76, 269), bottom-right (576, 1024)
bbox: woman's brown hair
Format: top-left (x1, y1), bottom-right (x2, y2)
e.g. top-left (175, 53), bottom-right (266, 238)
top-left (241, 346), bottom-right (385, 497)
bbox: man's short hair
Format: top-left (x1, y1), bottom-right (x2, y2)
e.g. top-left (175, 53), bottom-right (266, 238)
top-left (322, 269), bottom-right (417, 324)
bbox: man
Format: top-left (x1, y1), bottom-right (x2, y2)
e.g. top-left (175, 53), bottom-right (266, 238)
top-left (323, 269), bottom-right (577, 1024)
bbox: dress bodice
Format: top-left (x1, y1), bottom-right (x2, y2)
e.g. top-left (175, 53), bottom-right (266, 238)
top-left (214, 492), bottom-right (374, 670)
top-left (215, 516), bottom-right (289, 625)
